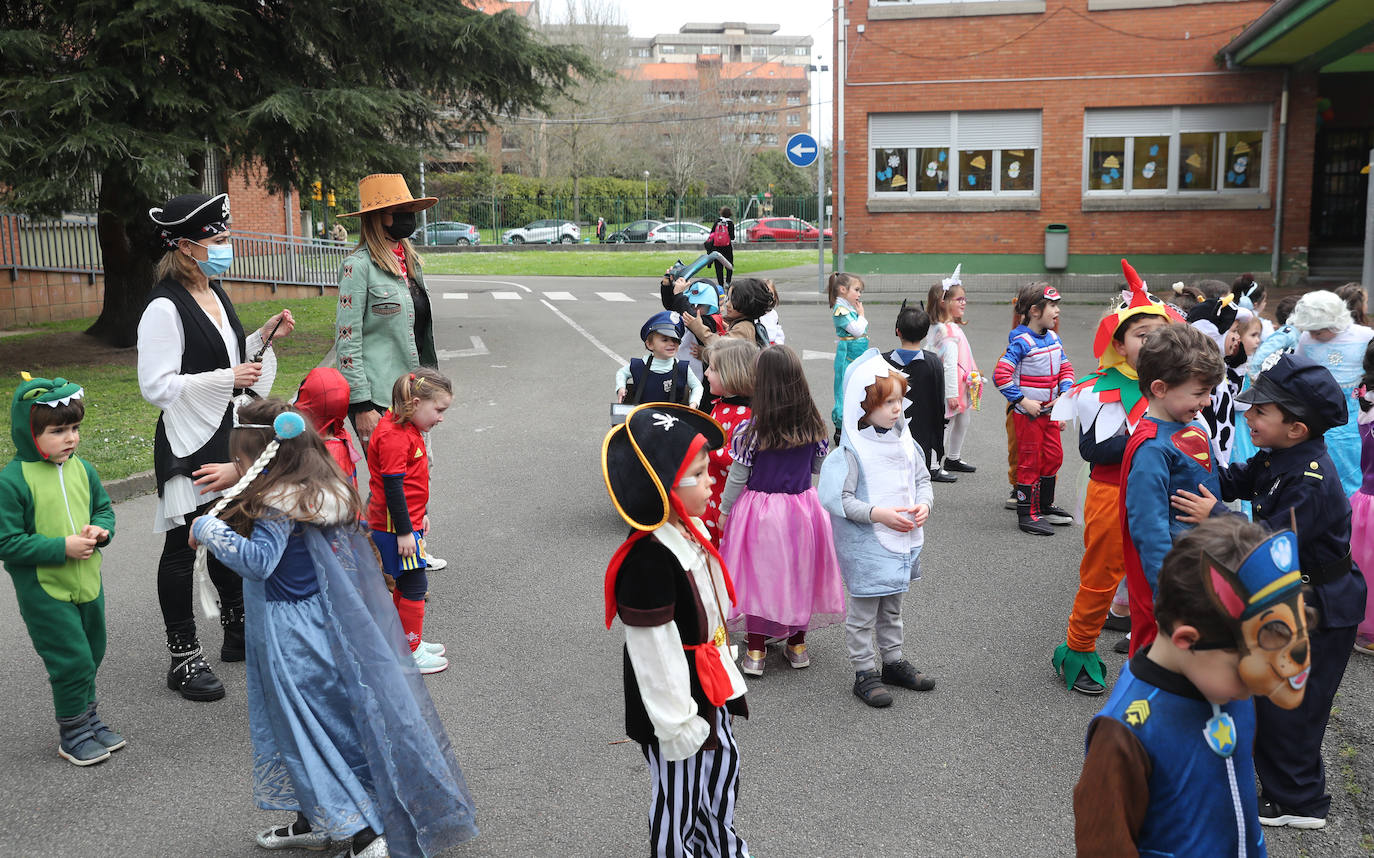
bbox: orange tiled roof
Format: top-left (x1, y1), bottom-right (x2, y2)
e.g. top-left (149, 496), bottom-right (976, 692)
top-left (625, 61), bottom-right (807, 82)
top-left (466, 0), bottom-right (534, 15)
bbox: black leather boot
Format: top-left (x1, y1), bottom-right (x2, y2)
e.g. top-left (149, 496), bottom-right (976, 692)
top-left (220, 603), bottom-right (246, 662)
top-left (1039, 476), bottom-right (1075, 525)
top-left (167, 633), bottom-right (225, 702)
top-left (1016, 483), bottom-right (1054, 536)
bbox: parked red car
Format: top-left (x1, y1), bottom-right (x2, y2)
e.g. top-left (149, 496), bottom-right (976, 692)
top-left (744, 217), bottom-right (832, 242)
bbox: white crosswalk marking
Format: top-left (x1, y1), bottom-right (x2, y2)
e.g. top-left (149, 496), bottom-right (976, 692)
top-left (442, 292), bottom-right (468, 300)
top-left (492, 291), bottom-right (522, 300)
top-left (543, 291), bottom-right (577, 301)
top-left (597, 291), bottom-right (634, 302)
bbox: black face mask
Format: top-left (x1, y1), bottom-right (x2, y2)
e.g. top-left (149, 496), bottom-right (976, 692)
top-left (384, 211), bottom-right (417, 241)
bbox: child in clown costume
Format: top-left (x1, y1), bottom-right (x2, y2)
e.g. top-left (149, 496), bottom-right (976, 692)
top-left (828, 272), bottom-right (869, 438)
top-left (1050, 260), bottom-right (1178, 695)
top-left (0, 373), bottom-right (120, 766)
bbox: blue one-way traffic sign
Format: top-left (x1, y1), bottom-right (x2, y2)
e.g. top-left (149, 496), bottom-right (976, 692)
top-left (785, 132), bottom-right (818, 168)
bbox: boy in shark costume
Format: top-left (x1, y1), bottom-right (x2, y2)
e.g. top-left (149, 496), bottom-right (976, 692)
top-left (819, 349), bottom-right (936, 707)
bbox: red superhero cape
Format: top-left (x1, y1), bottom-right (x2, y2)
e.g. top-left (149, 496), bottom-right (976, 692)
top-left (1118, 418), bottom-right (1161, 657)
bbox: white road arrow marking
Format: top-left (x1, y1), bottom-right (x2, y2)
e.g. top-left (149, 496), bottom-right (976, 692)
top-left (802, 349), bottom-right (836, 360)
top-left (436, 337), bottom-right (489, 359)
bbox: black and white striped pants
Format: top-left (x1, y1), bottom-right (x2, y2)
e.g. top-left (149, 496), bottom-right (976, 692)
top-left (642, 707), bottom-right (749, 858)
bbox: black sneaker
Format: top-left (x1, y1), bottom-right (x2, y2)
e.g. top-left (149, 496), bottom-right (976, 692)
top-left (1042, 505), bottom-right (1075, 526)
top-left (882, 659), bottom-right (935, 691)
top-left (1258, 798), bottom-right (1327, 829)
top-left (943, 458), bottom-right (977, 473)
top-left (1071, 671), bottom-right (1106, 696)
top-left (1103, 611), bottom-right (1131, 633)
top-left (853, 670), bottom-right (893, 708)
top-left (930, 468), bottom-right (958, 483)
top-left (1113, 635), bottom-right (1131, 655)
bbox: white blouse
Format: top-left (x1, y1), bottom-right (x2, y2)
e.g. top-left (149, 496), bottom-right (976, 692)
top-left (623, 520), bottom-right (747, 761)
top-left (137, 293), bottom-right (275, 532)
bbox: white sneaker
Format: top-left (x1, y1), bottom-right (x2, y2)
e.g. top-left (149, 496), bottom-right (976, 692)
top-left (418, 640), bottom-right (446, 657)
top-left (422, 553), bottom-right (447, 571)
top-left (412, 648), bottom-right (449, 675)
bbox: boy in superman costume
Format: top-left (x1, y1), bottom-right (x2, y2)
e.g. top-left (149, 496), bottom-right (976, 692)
top-left (1118, 324), bottom-right (1227, 657)
top-left (1051, 260), bottom-right (1181, 695)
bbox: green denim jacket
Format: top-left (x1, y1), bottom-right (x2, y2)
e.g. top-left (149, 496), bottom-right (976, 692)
top-left (335, 247), bottom-right (437, 409)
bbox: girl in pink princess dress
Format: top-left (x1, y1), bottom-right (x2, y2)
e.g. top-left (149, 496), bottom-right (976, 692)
top-left (719, 345), bottom-right (845, 676)
top-left (1353, 345), bottom-right (1374, 656)
top-left (702, 339), bottom-right (760, 545)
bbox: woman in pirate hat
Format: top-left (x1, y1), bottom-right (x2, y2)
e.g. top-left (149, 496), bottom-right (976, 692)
top-left (139, 191), bottom-right (294, 702)
top-left (602, 403), bottom-right (751, 857)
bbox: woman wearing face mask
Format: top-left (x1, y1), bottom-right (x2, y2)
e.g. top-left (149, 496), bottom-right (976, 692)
top-left (334, 174), bottom-right (439, 449)
top-left (138, 192), bottom-right (295, 702)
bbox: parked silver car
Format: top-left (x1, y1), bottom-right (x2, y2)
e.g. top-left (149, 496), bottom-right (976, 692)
top-left (501, 219), bottom-right (580, 245)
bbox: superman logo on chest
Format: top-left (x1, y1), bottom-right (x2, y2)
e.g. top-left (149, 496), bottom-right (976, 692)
top-left (1171, 426), bottom-right (1212, 472)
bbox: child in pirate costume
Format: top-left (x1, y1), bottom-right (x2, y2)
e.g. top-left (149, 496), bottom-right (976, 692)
top-left (883, 302), bottom-right (948, 481)
top-left (1051, 260), bottom-right (1178, 696)
top-left (0, 374), bottom-right (120, 767)
top-left (602, 403), bottom-right (751, 857)
top-left (1074, 516), bottom-right (1313, 856)
top-left (616, 311), bottom-right (703, 410)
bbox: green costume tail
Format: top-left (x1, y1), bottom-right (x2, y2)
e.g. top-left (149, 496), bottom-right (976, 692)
top-left (1052, 642), bottom-right (1107, 691)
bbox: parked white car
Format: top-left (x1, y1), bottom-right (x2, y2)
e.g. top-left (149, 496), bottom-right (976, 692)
top-left (647, 222), bottom-right (712, 244)
top-left (501, 219), bottom-right (580, 244)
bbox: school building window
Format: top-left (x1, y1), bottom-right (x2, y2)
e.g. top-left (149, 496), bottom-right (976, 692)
top-left (868, 111), bottom-right (1041, 205)
top-left (787, 113), bottom-right (801, 126)
top-left (1083, 105), bottom-right (1269, 202)
top-left (787, 94), bottom-right (802, 106)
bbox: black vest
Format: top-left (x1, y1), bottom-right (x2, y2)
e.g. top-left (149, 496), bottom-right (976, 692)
top-left (883, 349), bottom-right (947, 463)
top-left (147, 278), bottom-right (246, 495)
top-left (626, 358), bottom-right (690, 407)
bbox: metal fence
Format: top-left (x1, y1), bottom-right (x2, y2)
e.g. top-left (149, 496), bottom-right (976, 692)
top-left (1, 213), bottom-right (350, 288)
top-left (422, 194), bottom-right (826, 244)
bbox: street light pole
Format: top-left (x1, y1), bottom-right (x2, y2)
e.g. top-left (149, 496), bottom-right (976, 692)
top-left (643, 171), bottom-right (650, 219)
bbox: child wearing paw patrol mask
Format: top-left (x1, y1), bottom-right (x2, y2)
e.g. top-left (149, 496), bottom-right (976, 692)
top-left (1075, 517), bottom-right (1311, 857)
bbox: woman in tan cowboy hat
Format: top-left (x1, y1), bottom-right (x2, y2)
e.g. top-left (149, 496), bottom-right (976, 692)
top-left (335, 174), bottom-right (439, 446)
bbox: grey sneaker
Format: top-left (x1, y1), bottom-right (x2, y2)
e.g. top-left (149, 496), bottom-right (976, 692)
top-left (57, 715), bottom-right (110, 767)
top-left (741, 649), bottom-right (766, 676)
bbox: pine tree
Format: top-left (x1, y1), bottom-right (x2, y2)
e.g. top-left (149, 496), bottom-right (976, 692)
top-left (0, 1), bottom-right (590, 346)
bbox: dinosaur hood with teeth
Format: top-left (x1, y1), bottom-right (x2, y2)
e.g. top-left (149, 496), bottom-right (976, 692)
top-left (11, 372), bottom-right (85, 462)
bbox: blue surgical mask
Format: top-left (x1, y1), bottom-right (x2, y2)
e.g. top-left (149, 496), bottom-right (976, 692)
top-left (193, 241), bottom-right (233, 277)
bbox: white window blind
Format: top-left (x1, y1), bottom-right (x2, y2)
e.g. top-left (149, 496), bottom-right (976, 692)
top-left (1178, 104), bottom-right (1271, 132)
top-left (955, 111), bottom-right (1041, 149)
top-left (1084, 107), bottom-right (1174, 136)
top-left (869, 113), bottom-right (952, 148)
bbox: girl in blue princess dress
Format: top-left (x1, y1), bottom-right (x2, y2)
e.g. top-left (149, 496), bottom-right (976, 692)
top-left (190, 398), bottom-right (476, 858)
top-left (1291, 290), bottom-right (1374, 496)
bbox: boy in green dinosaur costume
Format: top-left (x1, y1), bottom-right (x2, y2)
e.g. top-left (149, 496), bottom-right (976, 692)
top-left (0, 373), bottom-right (121, 766)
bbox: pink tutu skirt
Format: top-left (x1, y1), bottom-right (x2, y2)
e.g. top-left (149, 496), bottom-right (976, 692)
top-left (720, 487), bottom-right (846, 638)
top-left (1351, 490), bottom-right (1374, 639)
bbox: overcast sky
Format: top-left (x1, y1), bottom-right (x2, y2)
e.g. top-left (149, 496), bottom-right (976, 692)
top-left (615, 0), bottom-right (836, 145)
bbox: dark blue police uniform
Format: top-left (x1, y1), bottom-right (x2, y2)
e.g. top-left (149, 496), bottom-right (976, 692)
top-left (1221, 354), bottom-right (1368, 820)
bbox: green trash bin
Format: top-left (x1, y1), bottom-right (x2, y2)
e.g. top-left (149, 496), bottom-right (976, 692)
top-left (1045, 224), bottom-right (1069, 270)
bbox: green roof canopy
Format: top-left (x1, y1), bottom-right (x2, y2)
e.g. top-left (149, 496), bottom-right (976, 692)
top-left (1221, 0), bottom-right (1374, 72)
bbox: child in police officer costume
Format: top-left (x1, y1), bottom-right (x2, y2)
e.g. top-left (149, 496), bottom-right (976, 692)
top-left (1074, 516), bottom-right (1312, 856)
top-left (1171, 352), bottom-right (1367, 830)
top-left (601, 403), bottom-right (750, 857)
top-left (616, 311), bottom-right (703, 410)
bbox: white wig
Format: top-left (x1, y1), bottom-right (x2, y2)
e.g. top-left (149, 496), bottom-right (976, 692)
top-left (1288, 290), bottom-right (1352, 334)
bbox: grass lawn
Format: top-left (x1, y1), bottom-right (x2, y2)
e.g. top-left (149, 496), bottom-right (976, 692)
top-left (419, 248), bottom-right (822, 277)
top-left (0, 294), bottom-right (341, 481)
